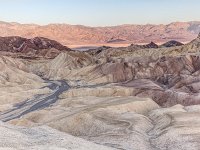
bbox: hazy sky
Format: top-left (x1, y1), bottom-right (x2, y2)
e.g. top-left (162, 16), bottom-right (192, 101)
top-left (0, 0), bottom-right (199, 26)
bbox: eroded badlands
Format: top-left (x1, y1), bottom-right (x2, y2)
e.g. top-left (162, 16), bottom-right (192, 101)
top-left (1, 34), bottom-right (200, 149)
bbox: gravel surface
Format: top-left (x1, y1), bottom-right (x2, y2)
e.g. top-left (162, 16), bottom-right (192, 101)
top-left (0, 122), bottom-right (114, 150)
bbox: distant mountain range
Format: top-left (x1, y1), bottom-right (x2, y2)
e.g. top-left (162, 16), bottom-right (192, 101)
top-left (0, 21), bottom-right (200, 45)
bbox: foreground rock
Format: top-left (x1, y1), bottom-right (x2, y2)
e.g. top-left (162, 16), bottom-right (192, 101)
top-left (7, 95), bottom-right (200, 150)
top-left (8, 97), bottom-right (159, 150)
top-left (149, 104), bottom-right (200, 150)
top-left (0, 122), bottom-right (114, 150)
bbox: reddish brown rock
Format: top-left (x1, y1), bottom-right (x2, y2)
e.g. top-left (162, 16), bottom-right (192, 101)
top-left (0, 36), bottom-right (71, 58)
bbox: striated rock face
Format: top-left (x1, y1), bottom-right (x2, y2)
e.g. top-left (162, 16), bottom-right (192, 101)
top-left (32, 51), bottom-right (94, 79)
top-left (0, 56), bottom-right (50, 112)
top-left (96, 55), bottom-right (200, 106)
top-left (30, 34), bottom-right (200, 107)
top-left (0, 36), bottom-right (71, 58)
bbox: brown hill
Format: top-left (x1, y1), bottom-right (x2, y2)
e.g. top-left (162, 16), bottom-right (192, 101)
top-left (0, 36), bottom-right (71, 58)
top-left (160, 40), bottom-right (184, 47)
top-left (129, 42), bottom-right (159, 49)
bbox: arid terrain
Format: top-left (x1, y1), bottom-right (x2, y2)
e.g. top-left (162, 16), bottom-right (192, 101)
top-left (0, 21), bottom-right (200, 46)
top-left (1, 29), bottom-right (200, 149)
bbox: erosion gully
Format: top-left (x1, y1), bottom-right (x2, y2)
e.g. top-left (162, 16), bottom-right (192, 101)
top-left (0, 80), bottom-right (70, 122)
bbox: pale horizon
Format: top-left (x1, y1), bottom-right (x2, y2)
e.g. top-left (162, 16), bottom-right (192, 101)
top-left (0, 0), bottom-right (200, 26)
top-left (1, 20), bottom-right (200, 27)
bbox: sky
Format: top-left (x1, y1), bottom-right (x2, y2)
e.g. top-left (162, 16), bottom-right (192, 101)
top-left (0, 0), bottom-right (199, 26)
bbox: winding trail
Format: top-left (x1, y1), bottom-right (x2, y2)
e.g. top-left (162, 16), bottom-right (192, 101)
top-left (0, 80), bottom-right (70, 122)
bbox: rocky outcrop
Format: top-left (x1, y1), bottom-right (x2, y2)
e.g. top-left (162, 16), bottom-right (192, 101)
top-left (0, 56), bottom-right (50, 111)
top-left (87, 46), bottom-right (111, 56)
top-left (146, 42), bottom-right (159, 48)
top-left (33, 51), bottom-right (94, 79)
top-left (161, 40), bottom-right (184, 47)
top-left (129, 42), bottom-right (159, 50)
top-left (0, 36), bottom-right (71, 58)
